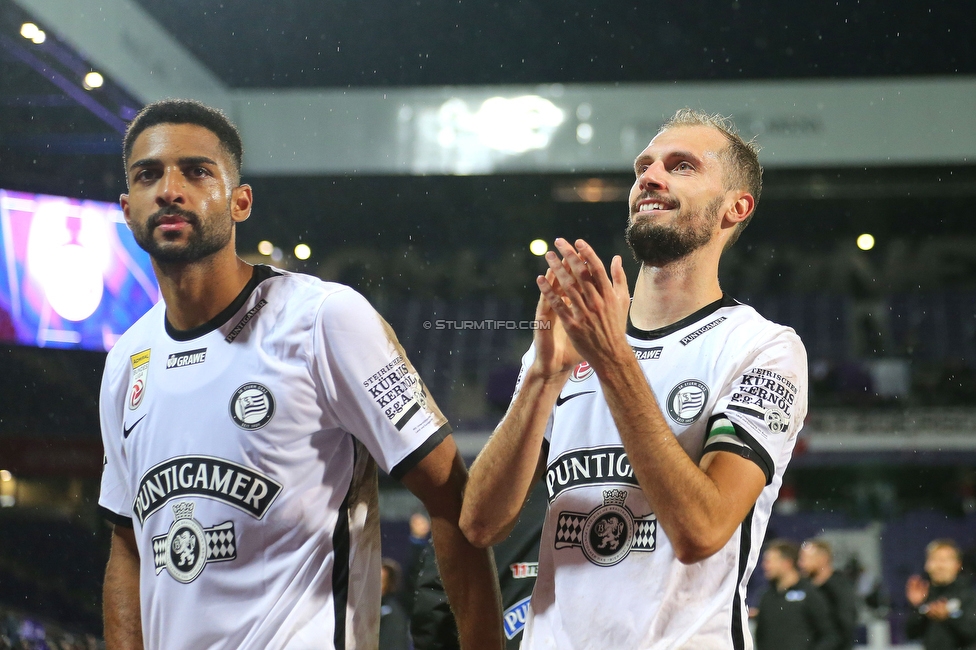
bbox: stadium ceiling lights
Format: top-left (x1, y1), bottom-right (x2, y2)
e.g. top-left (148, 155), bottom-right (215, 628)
top-left (20, 22), bottom-right (46, 44)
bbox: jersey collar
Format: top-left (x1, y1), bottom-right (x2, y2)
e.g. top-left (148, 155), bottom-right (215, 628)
top-left (164, 265), bottom-right (279, 342)
top-left (626, 294), bottom-right (738, 341)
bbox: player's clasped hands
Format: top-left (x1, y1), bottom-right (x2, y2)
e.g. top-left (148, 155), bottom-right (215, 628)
top-left (536, 238), bottom-right (631, 374)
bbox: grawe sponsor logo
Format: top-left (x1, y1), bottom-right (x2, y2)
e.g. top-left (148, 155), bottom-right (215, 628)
top-left (167, 348), bottom-right (207, 369)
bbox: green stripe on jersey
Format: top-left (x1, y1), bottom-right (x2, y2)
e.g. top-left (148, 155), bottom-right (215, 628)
top-left (706, 433), bottom-right (746, 449)
top-left (708, 417), bottom-right (734, 439)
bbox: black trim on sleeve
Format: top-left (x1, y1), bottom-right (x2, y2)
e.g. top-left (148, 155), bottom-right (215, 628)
top-left (164, 265), bottom-right (280, 341)
top-left (99, 505), bottom-right (134, 528)
top-left (627, 294), bottom-right (738, 341)
top-left (389, 423), bottom-right (453, 481)
top-left (728, 421), bottom-right (775, 485)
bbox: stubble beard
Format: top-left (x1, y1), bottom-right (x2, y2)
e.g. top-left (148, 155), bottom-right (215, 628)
top-left (624, 195), bottom-right (722, 268)
top-left (132, 205), bottom-right (233, 264)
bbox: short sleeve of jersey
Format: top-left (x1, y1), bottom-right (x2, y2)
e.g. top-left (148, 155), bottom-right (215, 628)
top-left (312, 288), bottom-right (451, 480)
top-left (511, 343), bottom-right (555, 443)
top-left (703, 328), bottom-right (808, 485)
top-left (98, 351), bottom-right (134, 527)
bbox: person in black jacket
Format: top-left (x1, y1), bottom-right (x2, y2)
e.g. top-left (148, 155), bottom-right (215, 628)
top-left (411, 482), bottom-right (548, 649)
top-left (906, 538), bottom-right (976, 650)
top-left (755, 539), bottom-right (839, 650)
top-left (800, 538), bottom-right (857, 649)
top-left (380, 558), bottom-right (412, 650)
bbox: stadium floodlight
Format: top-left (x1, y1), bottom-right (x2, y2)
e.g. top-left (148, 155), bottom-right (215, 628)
top-left (529, 239), bottom-right (548, 256)
top-left (83, 72), bottom-right (104, 90)
top-left (856, 234), bottom-right (875, 251)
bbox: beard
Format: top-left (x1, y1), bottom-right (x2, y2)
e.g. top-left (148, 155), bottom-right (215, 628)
top-left (132, 205), bottom-right (232, 264)
top-left (625, 195), bottom-right (721, 267)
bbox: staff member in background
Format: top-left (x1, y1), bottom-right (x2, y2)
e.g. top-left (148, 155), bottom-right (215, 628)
top-left (906, 538), bottom-right (976, 650)
top-left (799, 538), bottom-right (857, 649)
top-left (755, 539), bottom-right (838, 650)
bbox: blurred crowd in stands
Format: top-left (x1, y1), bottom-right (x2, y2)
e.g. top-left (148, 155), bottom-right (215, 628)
top-left (0, 607), bottom-right (102, 650)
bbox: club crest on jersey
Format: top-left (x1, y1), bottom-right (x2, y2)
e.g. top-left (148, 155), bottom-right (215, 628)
top-left (666, 379), bottom-right (709, 425)
top-left (555, 489), bottom-right (656, 567)
top-left (230, 383), bottom-right (275, 430)
top-left (128, 349), bottom-right (151, 410)
top-left (571, 362), bottom-right (594, 382)
top-left (152, 501), bottom-right (237, 584)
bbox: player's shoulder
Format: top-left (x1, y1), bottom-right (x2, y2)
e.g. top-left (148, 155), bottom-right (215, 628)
top-left (261, 267), bottom-right (377, 326)
top-left (261, 266), bottom-right (359, 300)
top-left (720, 299), bottom-right (805, 352)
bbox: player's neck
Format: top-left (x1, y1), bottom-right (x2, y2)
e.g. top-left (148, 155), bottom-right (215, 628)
top-left (153, 248), bottom-right (254, 331)
top-left (629, 252), bottom-right (723, 331)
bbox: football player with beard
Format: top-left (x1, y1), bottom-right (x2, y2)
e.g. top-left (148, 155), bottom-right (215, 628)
top-left (461, 109), bottom-right (808, 649)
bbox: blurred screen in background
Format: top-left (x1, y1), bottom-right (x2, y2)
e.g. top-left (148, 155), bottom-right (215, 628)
top-left (0, 188), bottom-right (158, 351)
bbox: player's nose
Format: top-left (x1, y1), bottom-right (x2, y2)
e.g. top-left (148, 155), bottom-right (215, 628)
top-left (156, 168), bottom-right (185, 205)
top-left (638, 160), bottom-right (669, 191)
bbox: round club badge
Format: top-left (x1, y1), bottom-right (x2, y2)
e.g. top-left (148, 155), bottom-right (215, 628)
top-left (582, 503), bottom-right (634, 567)
top-left (230, 383), bottom-right (275, 430)
top-left (164, 503), bottom-right (207, 583)
top-left (666, 379), bottom-right (709, 425)
top-left (764, 408), bottom-right (789, 434)
top-left (411, 373), bottom-right (428, 410)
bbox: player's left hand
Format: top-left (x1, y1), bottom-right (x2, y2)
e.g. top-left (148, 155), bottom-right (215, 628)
top-left (537, 238), bottom-right (630, 374)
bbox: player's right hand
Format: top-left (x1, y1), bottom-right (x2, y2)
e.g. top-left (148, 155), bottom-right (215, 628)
top-left (530, 268), bottom-right (583, 380)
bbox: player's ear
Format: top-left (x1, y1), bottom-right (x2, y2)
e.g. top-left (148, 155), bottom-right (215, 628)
top-left (726, 191), bottom-right (754, 226)
top-left (231, 184), bottom-right (253, 224)
top-left (120, 194), bottom-right (133, 230)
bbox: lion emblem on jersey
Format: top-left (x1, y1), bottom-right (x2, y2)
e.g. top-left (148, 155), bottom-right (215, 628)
top-left (151, 502), bottom-right (238, 584)
top-left (555, 489), bottom-right (657, 567)
top-left (594, 515), bottom-right (625, 550)
top-left (172, 530), bottom-right (197, 567)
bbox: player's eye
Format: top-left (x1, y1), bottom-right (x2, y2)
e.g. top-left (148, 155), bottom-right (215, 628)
top-left (674, 161), bottom-right (694, 172)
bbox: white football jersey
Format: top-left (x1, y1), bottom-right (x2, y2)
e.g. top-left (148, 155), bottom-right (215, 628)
top-left (520, 296), bottom-right (808, 650)
top-left (98, 265), bottom-right (450, 650)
